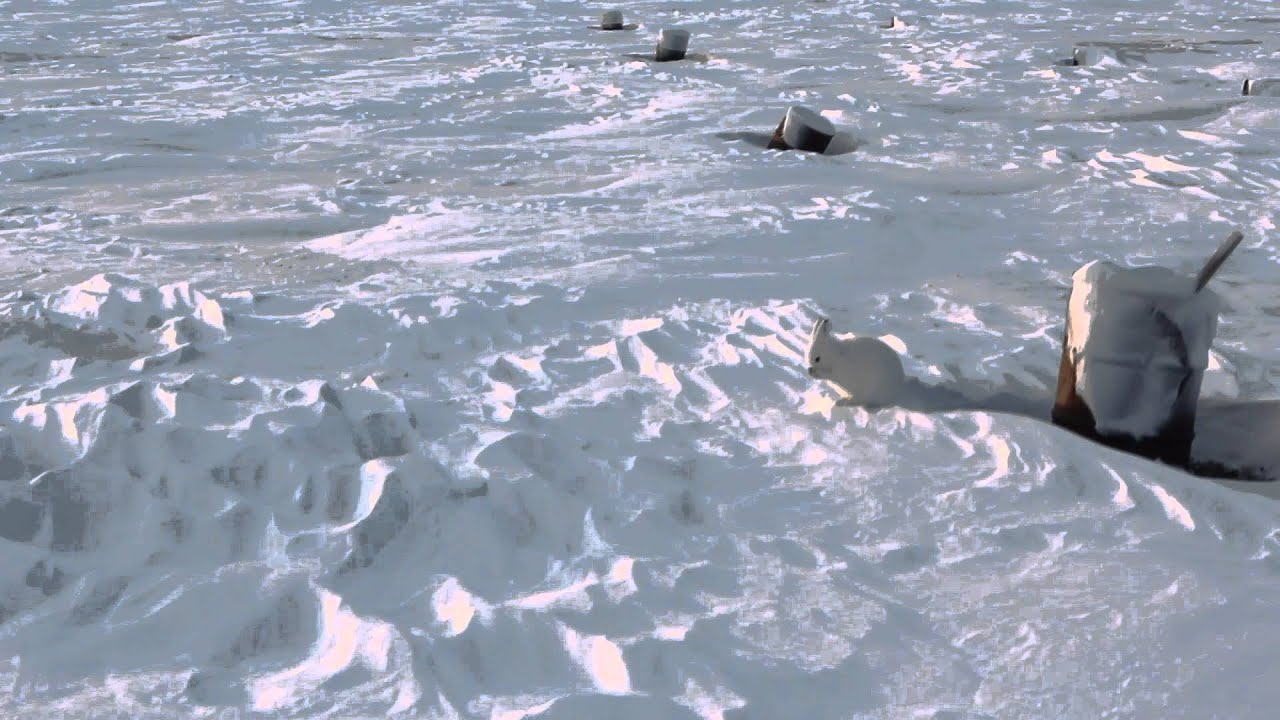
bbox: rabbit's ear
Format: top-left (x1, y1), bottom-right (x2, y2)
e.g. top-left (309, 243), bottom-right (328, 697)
top-left (818, 317), bottom-right (831, 335)
top-left (810, 317), bottom-right (827, 340)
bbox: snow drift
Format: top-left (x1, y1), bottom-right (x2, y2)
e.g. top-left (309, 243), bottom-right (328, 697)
top-left (3, 0), bottom-right (1280, 717)
top-left (3, 274), bottom-right (1280, 718)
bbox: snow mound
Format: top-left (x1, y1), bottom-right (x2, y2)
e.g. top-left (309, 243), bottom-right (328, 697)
top-left (3, 276), bottom-right (1280, 718)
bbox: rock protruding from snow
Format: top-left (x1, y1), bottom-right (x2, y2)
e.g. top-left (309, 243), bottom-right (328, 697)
top-left (768, 106), bottom-right (837, 154)
top-left (601, 10), bottom-right (625, 31)
top-left (1242, 78), bottom-right (1280, 97)
top-left (1067, 45), bottom-right (1127, 68)
top-left (1072, 46), bottom-right (1096, 67)
top-left (655, 28), bottom-right (690, 62)
top-left (1052, 261), bottom-right (1221, 464)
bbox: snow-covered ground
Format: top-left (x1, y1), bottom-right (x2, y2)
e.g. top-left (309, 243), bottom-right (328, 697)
top-left (2, 0), bottom-right (1280, 717)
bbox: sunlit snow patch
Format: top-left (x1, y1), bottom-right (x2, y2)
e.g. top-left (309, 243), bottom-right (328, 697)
top-left (561, 624), bottom-right (631, 694)
top-left (249, 590), bottom-right (410, 713)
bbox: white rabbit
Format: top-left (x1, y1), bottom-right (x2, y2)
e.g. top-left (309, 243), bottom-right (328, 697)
top-left (805, 317), bottom-right (905, 407)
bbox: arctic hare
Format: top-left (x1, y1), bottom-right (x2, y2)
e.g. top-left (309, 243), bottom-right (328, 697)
top-left (805, 317), bottom-right (905, 407)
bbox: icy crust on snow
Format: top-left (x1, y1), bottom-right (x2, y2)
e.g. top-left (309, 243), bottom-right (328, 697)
top-left (3, 275), bottom-right (1280, 717)
top-left (1067, 261), bottom-right (1221, 438)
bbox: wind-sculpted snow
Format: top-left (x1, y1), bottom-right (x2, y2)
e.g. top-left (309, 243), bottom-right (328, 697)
top-left (0, 276), bottom-right (1278, 717)
top-left (4, 0), bottom-right (1280, 717)
top-left (6, 0), bottom-right (1280, 294)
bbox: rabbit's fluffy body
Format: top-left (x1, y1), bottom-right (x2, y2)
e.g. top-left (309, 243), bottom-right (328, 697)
top-left (805, 317), bottom-right (905, 407)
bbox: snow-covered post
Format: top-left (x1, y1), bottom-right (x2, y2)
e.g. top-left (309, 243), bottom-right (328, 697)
top-left (1051, 231), bottom-right (1243, 466)
top-left (655, 28), bottom-right (690, 62)
top-left (1243, 78), bottom-right (1280, 96)
top-left (767, 106), bottom-right (836, 153)
top-left (601, 10), bottom-right (625, 30)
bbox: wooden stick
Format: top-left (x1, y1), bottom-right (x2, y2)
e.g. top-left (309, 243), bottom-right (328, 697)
top-left (1194, 230), bottom-right (1244, 293)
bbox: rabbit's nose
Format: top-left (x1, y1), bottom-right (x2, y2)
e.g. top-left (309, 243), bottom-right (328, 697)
top-left (807, 366), bottom-right (817, 377)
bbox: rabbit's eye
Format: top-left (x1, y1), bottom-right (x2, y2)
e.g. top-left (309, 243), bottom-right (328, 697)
top-left (813, 356), bottom-right (821, 363)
